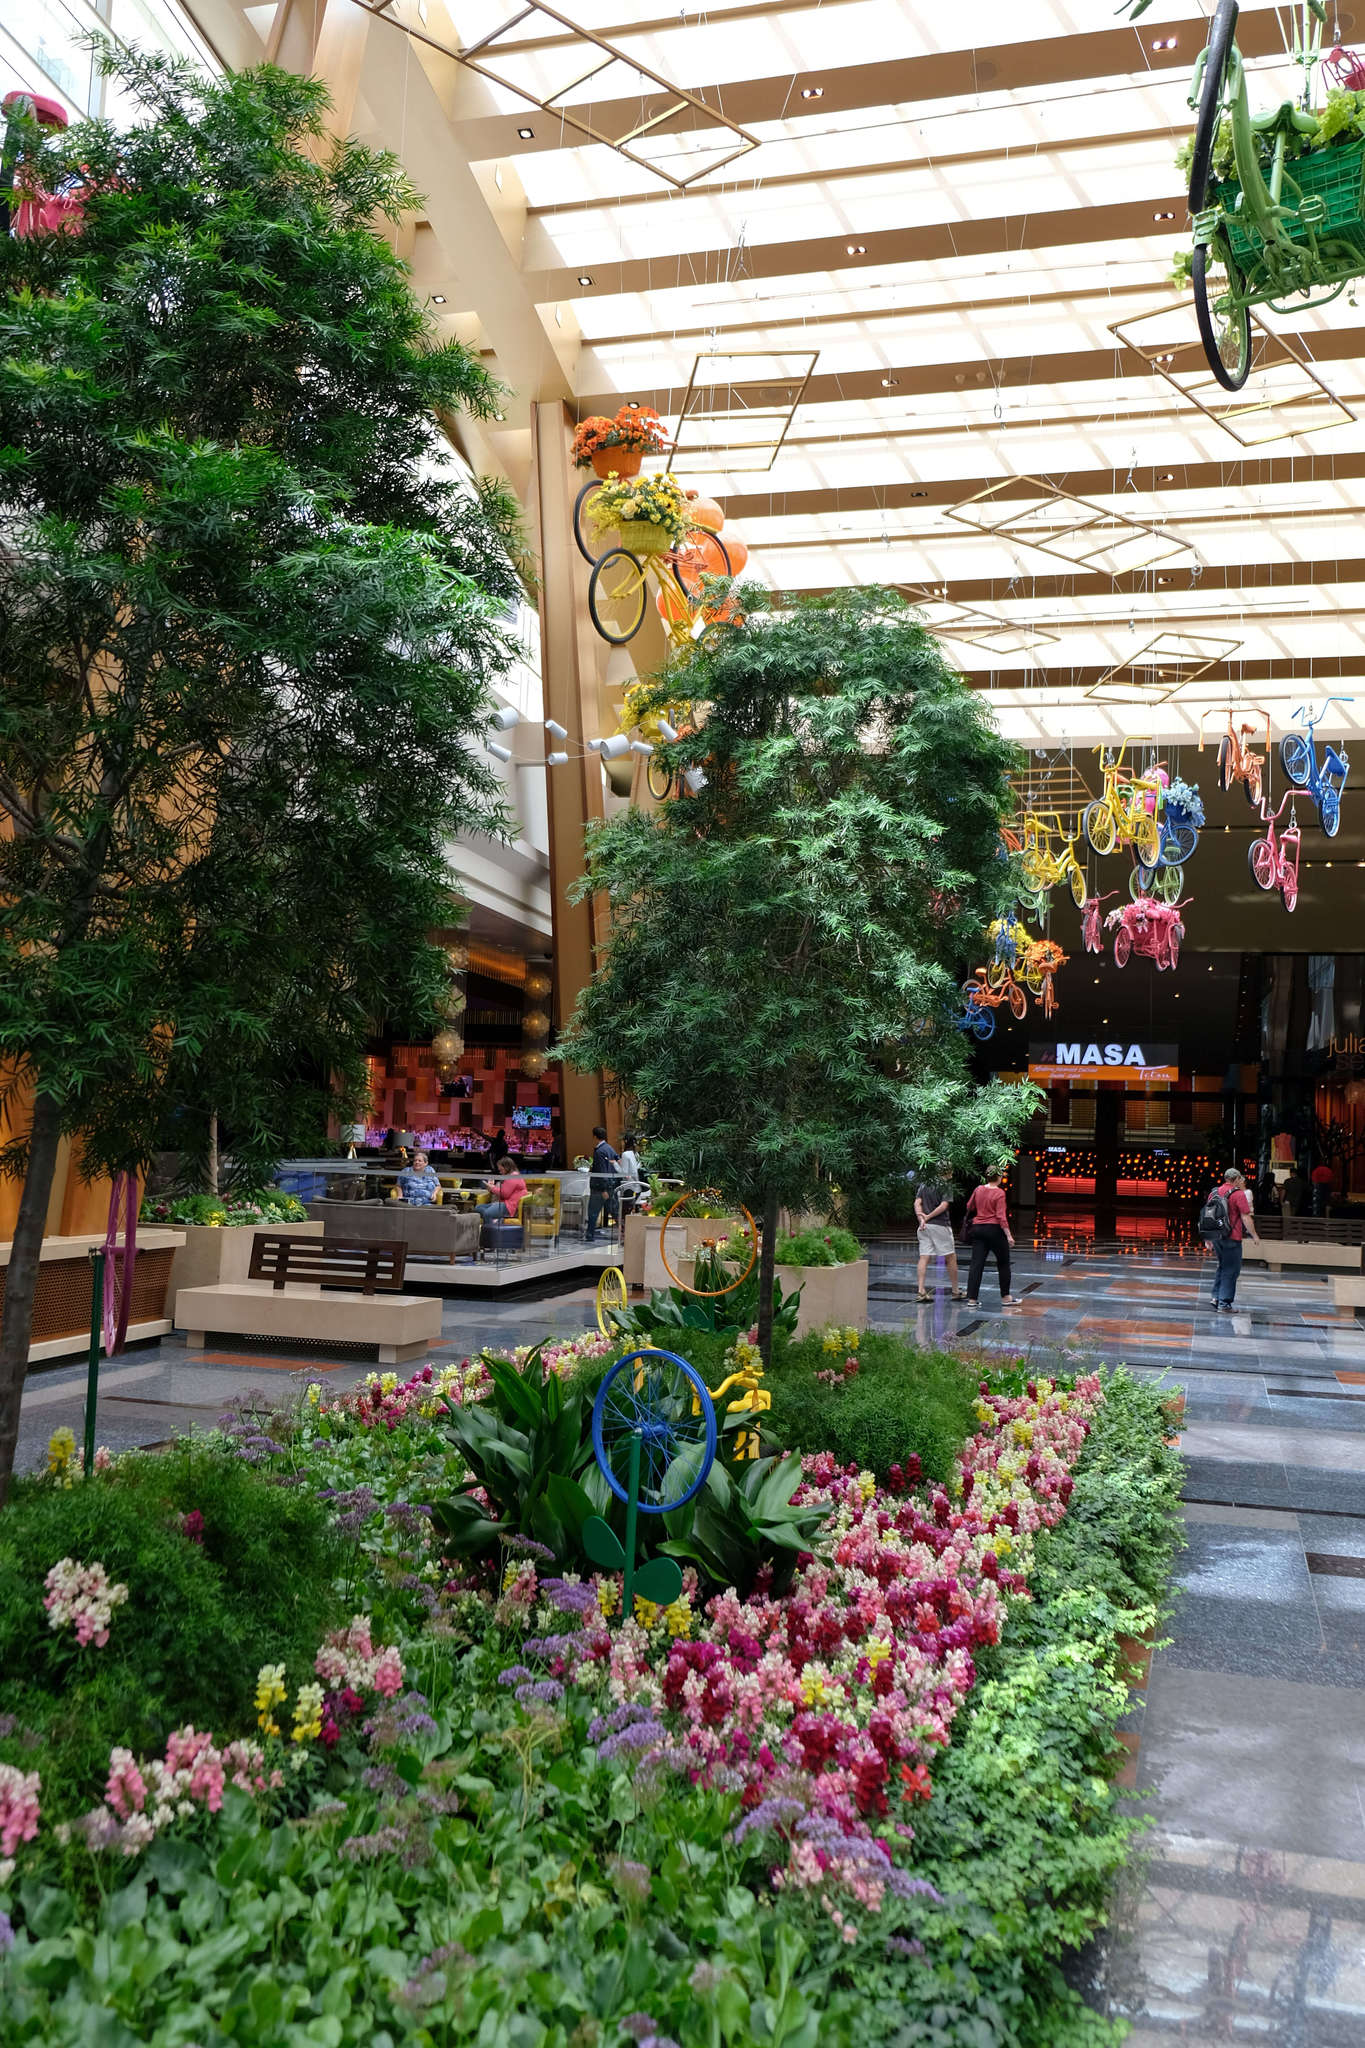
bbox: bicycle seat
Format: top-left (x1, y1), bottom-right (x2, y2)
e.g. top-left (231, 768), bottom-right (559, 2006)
top-left (1251, 101), bottom-right (1320, 140)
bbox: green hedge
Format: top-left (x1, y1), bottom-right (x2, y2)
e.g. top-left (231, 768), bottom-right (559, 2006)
top-left (764, 1329), bottom-right (984, 1483)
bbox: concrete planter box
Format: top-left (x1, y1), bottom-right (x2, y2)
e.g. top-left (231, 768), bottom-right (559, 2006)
top-left (774, 1259), bottom-right (869, 1341)
top-left (169, 1220), bottom-right (323, 1314)
top-left (631, 1213), bottom-right (744, 1291)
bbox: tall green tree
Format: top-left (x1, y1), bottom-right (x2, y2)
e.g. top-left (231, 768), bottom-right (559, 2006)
top-left (559, 587), bottom-right (1039, 1361)
top-left (0, 50), bottom-right (519, 1496)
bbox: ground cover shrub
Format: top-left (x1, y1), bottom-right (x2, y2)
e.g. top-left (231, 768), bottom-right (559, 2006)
top-left (0, 1443), bottom-right (342, 1809)
top-left (139, 1190), bottom-right (308, 1227)
top-left (765, 1329), bottom-right (983, 1482)
top-left (773, 1226), bottom-right (862, 1268)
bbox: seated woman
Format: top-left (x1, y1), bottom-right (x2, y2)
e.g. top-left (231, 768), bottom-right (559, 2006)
top-left (396, 1149), bottom-right (440, 1205)
top-left (480, 1156), bottom-right (528, 1229)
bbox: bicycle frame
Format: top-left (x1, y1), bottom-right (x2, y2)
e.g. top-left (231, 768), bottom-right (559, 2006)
top-left (1282, 696), bottom-right (1352, 832)
top-left (1200, 705), bottom-right (1269, 803)
top-left (1249, 791), bottom-right (1301, 909)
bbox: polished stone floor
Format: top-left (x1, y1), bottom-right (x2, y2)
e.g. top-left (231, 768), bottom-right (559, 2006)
top-left (16, 1228), bottom-right (1365, 2040)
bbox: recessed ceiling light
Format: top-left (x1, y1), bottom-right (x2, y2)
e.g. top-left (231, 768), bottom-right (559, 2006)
top-left (909, 489), bottom-right (927, 498)
top-left (431, 294), bottom-right (446, 304)
top-left (1158, 471), bottom-right (1175, 480)
top-left (577, 275), bottom-right (593, 286)
top-left (847, 243), bottom-right (866, 255)
top-left (1152, 36), bottom-right (1179, 49)
top-left (1153, 210), bottom-right (1175, 221)
top-left (881, 375), bottom-right (899, 387)
top-left (517, 126), bottom-right (534, 138)
top-left (801, 85), bottom-right (823, 98)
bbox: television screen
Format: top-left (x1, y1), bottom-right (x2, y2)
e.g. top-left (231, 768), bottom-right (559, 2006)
top-left (512, 1107), bottom-right (552, 1129)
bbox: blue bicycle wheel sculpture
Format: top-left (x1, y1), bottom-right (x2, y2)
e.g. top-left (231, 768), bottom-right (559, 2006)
top-left (592, 1348), bottom-right (716, 1514)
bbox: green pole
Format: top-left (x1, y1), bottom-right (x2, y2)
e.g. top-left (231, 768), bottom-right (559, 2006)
top-left (623, 1431), bottom-right (642, 1620)
top-left (83, 1248), bottom-right (104, 1478)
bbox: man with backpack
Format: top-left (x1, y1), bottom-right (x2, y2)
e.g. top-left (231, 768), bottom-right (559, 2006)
top-left (1199, 1168), bottom-right (1261, 1312)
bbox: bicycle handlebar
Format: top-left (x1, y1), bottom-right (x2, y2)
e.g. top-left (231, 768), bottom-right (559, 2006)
top-left (1291, 696), bottom-right (1355, 728)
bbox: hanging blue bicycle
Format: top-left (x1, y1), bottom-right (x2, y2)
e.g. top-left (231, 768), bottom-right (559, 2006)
top-left (1280, 698), bottom-right (1353, 836)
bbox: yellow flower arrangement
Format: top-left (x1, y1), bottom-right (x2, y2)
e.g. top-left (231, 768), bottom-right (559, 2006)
top-left (586, 470), bottom-right (689, 547)
top-left (47, 1427), bottom-right (77, 1487)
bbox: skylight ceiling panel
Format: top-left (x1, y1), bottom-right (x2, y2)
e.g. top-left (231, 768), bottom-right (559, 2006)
top-left (532, 137), bottom-right (1176, 267)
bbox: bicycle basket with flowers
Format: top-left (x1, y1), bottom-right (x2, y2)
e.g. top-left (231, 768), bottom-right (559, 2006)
top-left (587, 471), bottom-right (689, 556)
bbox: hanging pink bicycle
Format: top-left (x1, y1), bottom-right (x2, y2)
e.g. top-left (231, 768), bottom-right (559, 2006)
top-left (1106, 895), bottom-right (1191, 972)
top-left (1080, 891), bottom-right (1117, 955)
top-left (1248, 792), bottom-right (1301, 911)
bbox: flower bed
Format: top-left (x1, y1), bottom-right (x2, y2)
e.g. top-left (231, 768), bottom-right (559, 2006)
top-left (0, 1346), bottom-right (1181, 2047)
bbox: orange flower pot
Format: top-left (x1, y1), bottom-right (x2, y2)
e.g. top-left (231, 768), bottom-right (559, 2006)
top-left (591, 447), bottom-right (643, 479)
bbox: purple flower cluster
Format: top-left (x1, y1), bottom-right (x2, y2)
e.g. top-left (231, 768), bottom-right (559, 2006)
top-left (885, 1935), bottom-right (926, 1960)
top-left (497, 1665), bottom-right (532, 1687)
top-left (597, 1718), bottom-right (665, 1764)
top-left (385, 1501), bottom-right (431, 1533)
top-left (586, 1702), bottom-right (654, 1743)
top-left (514, 1678), bottom-right (565, 1708)
top-left (620, 2019), bottom-right (679, 2048)
top-left (332, 1486), bottom-right (380, 1537)
top-left (396, 1940), bottom-right (472, 2010)
top-left (503, 1535), bottom-right (556, 1560)
top-left (795, 1814), bottom-right (943, 1904)
top-left (521, 1633), bottom-right (581, 1661)
top-left (538, 1577), bottom-right (598, 1616)
top-left (731, 1795), bottom-right (807, 1846)
top-left (0, 1910), bottom-right (13, 1955)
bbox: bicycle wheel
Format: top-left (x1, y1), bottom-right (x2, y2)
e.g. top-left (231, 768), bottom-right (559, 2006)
top-left (1280, 732), bottom-right (1312, 787)
top-left (592, 1350), bottom-right (715, 1514)
top-left (1022, 963), bottom-right (1045, 997)
top-left (1280, 864), bottom-right (1299, 913)
top-left (1133, 814), bottom-right (1161, 866)
top-left (1321, 783), bottom-right (1341, 837)
top-left (1244, 756), bottom-right (1262, 807)
top-left (1007, 981), bottom-right (1027, 1020)
top-left (986, 959), bottom-right (1008, 990)
top-left (1067, 860), bottom-right (1087, 909)
top-left (1192, 239), bottom-right (1251, 393)
top-left (1217, 735), bottom-right (1234, 792)
top-left (588, 549), bottom-right (648, 644)
top-left (1113, 926), bottom-right (1132, 968)
top-left (1164, 823), bottom-right (1198, 864)
top-left (595, 1266), bottom-right (628, 1336)
top-left (1165, 924), bottom-right (1181, 971)
top-left (673, 528), bottom-right (732, 599)
top-left (971, 1009), bottom-right (995, 1041)
top-left (646, 755), bottom-right (676, 801)
top-left (1248, 838), bottom-right (1277, 891)
top-left (1188, 0), bottom-right (1240, 215)
top-left (573, 480), bottom-right (607, 563)
top-left (1129, 863), bottom-right (1154, 902)
top-left (1153, 863), bottom-right (1184, 903)
top-left (1083, 799), bottom-right (1116, 856)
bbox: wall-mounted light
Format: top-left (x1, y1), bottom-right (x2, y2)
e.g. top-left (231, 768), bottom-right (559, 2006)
top-left (1153, 210), bottom-right (1175, 222)
top-left (683, 766), bottom-right (707, 793)
top-left (630, 739), bottom-right (654, 755)
top-left (846, 243), bottom-right (866, 255)
top-left (488, 741), bottom-right (513, 763)
top-left (492, 705), bottom-right (520, 730)
top-left (599, 734), bottom-right (631, 760)
top-left (881, 375), bottom-right (899, 388)
top-left (545, 718), bottom-right (568, 740)
top-left (431, 294), bottom-right (447, 305)
top-left (801, 85), bottom-right (823, 97)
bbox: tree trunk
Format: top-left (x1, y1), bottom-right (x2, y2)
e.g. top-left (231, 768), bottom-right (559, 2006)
top-left (207, 1110), bottom-right (219, 1197)
top-left (755, 1187), bottom-right (781, 1369)
top-left (0, 1088), bottom-right (65, 1504)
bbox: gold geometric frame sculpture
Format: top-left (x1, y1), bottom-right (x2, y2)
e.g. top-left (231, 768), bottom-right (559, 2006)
top-left (357, 0), bottom-right (761, 191)
top-left (1109, 299), bottom-right (1355, 447)
top-left (946, 475), bottom-right (1195, 575)
top-left (1087, 631), bottom-right (1244, 703)
top-left (667, 349), bottom-right (820, 473)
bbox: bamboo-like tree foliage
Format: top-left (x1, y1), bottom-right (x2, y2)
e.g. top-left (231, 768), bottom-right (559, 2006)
top-left (0, 50), bottom-right (519, 1496)
top-left (559, 587), bottom-right (1040, 1362)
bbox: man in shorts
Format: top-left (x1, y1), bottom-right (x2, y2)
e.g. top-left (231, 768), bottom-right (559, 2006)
top-left (915, 1167), bottom-right (964, 1302)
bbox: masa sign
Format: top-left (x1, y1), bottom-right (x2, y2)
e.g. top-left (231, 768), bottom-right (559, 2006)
top-left (1028, 1041), bottom-right (1178, 1083)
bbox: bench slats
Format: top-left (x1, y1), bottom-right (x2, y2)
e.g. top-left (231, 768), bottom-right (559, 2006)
top-left (248, 1232), bottom-right (408, 1296)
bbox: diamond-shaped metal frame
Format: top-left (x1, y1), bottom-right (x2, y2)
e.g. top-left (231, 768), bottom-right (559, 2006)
top-left (1109, 298), bottom-right (1355, 446)
top-left (905, 588), bottom-right (1059, 656)
top-left (946, 475), bottom-right (1194, 576)
top-left (356, 0), bottom-right (760, 191)
top-left (666, 349), bottom-right (820, 473)
top-left (1087, 631), bottom-right (1244, 703)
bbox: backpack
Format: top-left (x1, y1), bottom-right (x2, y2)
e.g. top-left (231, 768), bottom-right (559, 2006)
top-left (1197, 1187), bottom-right (1232, 1243)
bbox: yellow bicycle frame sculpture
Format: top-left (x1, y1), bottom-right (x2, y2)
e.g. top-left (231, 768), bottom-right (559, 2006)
top-left (1083, 744), bottom-right (1163, 864)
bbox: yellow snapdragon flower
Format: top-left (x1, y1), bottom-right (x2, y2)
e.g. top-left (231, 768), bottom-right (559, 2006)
top-left (255, 1663), bottom-right (287, 1737)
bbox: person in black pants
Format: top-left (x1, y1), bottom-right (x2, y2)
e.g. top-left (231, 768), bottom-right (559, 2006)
top-left (584, 1126), bottom-right (620, 1241)
top-left (962, 1168), bottom-right (1022, 1309)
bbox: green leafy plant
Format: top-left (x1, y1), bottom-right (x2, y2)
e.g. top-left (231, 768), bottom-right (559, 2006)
top-left (431, 1351), bottom-right (601, 1564)
top-left (662, 1454), bottom-right (828, 1596)
top-left (774, 1225), bottom-right (863, 1267)
top-left (765, 1330), bottom-right (984, 1483)
top-left (139, 1189), bottom-right (307, 1227)
top-left (0, 1444), bottom-right (342, 1808)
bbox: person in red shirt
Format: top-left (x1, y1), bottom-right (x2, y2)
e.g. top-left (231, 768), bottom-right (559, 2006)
top-left (962, 1168), bottom-right (1022, 1309)
top-left (481, 1156), bottom-right (528, 1228)
top-left (1212, 1167), bottom-right (1260, 1311)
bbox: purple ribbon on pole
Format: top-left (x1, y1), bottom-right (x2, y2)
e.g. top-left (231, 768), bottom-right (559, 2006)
top-left (102, 1172), bottom-right (137, 1356)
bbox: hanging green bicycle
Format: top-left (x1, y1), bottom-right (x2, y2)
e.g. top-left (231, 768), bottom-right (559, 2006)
top-left (1180, 0), bottom-right (1365, 392)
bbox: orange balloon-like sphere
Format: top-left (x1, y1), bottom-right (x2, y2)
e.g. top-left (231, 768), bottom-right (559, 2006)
top-left (722, 531), bottom-right (749, 573)
top-left (687, 496), bottom-right (725, 533)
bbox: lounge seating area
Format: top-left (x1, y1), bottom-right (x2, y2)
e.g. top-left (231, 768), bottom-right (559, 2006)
top-left (306, 1178), bottom-right (568, 1268)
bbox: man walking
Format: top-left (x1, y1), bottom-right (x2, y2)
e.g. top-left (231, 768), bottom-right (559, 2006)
top-left (915, 1167), bottom-right (963, 1302)
top-left (1209, 1167), bottom-right (1261, 1312)
top-left (584, 1125), bottom-right (620, 1242)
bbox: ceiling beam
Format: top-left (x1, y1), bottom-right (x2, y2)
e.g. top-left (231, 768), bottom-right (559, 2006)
top-left (450, 10), bottom-right (1285, 166)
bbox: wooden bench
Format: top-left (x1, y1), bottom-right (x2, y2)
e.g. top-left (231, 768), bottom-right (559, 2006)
top-left (175, 1232), bottom-right (441, 1364)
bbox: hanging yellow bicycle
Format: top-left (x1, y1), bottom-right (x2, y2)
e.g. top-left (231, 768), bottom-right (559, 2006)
top-left (1018, 811), bottom-right (1088, 907)
top-left (1082, 744), bottom-right (1163, 864)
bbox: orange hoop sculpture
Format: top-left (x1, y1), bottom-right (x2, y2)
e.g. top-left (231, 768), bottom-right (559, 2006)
top-left (659, 1190), bottom-right (758, 1295)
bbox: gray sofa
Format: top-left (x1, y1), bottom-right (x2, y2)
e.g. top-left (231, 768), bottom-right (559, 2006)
top-left (305, 1199), bottom-right (481, 1263)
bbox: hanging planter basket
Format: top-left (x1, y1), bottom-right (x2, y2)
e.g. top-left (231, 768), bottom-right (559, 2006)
top-left (617, 518), bottom-right (675, 556)
top-left (591, 446), bottom-right (644, 479)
